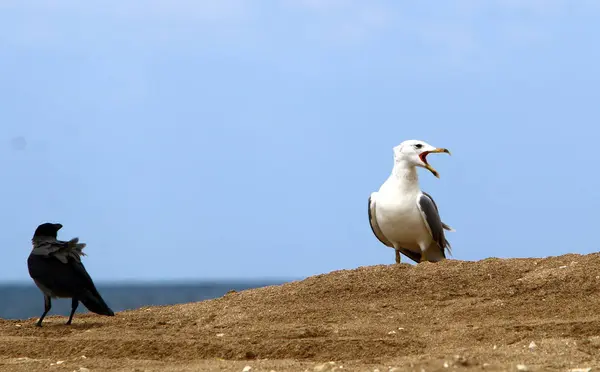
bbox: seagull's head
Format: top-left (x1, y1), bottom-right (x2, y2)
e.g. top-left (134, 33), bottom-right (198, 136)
top-left (393, 140), bottom-right (451, 178)
top-left (33, 222), bottom-right (63, 239)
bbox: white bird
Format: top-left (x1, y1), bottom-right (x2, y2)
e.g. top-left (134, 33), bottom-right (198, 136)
top-left (368, 139), bottom-right (454, 264)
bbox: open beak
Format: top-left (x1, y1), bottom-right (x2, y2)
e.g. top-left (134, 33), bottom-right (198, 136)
top-left (419, 148), bottom-right (451, 178)
top-left (430, 148), bottom-right (451, 155)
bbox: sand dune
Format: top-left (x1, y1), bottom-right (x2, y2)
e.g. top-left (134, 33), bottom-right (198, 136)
top-left (2, 253), bottom-right (600, 371)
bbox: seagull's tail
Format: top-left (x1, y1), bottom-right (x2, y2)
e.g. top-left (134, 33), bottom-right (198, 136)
top-left (442, 222), bottom-right (455, 232)
top-left (443, 238), bottom-right (453, 258)
top-left (442, 223), bottom-right (454, 257)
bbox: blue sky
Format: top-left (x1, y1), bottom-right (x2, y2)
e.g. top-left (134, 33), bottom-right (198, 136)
top-left (1, 1), bottom-right (599, 282)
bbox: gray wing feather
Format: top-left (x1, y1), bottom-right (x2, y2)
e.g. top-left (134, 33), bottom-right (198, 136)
top-left (368, 194), bottom-right (393, 247)
top-left (422, 191), bottom-right (455, 232)
top-left (417, 192), bottom-right (451, 256)
top-left (30, 237), bottom-right (87, 264)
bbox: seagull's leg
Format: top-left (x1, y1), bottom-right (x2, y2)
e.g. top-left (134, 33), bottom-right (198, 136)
top-left (66, 298), bottom-right (79, 325)
top-left (419, 242), bottom-right (445, 263)
top-left (419, 242), bottom-right (430, 263)
top-left (36, 295), bottom-right (51, 327)
top-left (395, 249), bottom-right (401, 264)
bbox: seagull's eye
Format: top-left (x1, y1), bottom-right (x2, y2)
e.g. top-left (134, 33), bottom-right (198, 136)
top-left (414, 144), bottom-right (423, 149)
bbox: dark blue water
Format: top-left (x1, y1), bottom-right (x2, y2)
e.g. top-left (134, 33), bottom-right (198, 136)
top-left (0, 280), bottom-right (288, 320)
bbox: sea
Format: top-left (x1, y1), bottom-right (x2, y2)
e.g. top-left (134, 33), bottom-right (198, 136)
top-left (0, 280), bottom-right (290, 320)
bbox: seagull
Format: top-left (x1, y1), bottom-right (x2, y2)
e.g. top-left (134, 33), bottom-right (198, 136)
top-left (27, 222), bottom-right (115, 326)
top-left (368, 140), bottom-right (454, 264)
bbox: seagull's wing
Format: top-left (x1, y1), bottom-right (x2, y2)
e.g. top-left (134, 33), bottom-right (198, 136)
top-left (369, 193), bottom-right (423, 263)
top-left (368, 193), bottom-right (393, 247)
top-left (422, 191), bottom-right (455, 232)
top-left (417, 192), bottom-right (451, 256)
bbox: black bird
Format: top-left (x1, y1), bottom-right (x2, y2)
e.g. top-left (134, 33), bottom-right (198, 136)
top-left (27, 222), bottom-right (114, 326)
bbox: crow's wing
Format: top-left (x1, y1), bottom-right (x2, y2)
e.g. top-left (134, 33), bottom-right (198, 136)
top-left (27, 254), bottom-right (113, 315)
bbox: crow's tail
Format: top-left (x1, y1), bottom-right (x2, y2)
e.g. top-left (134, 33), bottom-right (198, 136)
top-left (79, 290), bottom-right (115, 316)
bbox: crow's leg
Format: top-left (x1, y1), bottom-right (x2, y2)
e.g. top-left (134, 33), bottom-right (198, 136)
top-left (66, 298), bottom-right (79, 325)
top-left (36, 295), bottom-right (51, 327)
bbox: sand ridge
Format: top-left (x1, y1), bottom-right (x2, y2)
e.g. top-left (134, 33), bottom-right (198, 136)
top-left (1, 253), bottom-right (600, 371)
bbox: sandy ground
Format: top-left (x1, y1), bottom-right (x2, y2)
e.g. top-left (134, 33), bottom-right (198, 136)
top-left (2, 253), bottom-right (600, 372)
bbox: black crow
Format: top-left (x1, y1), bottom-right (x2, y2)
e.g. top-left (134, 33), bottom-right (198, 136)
top-left (27, 222), bottom-right (115, 326)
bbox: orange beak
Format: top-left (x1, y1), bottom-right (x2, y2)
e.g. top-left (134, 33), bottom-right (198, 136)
top-left (420, 148), bottom-right (451, 178)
